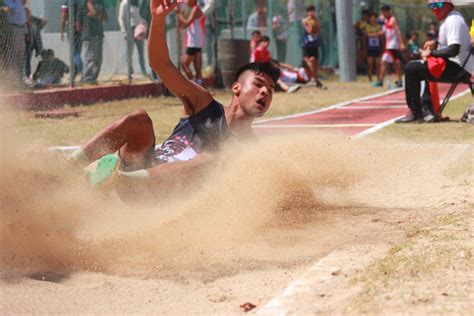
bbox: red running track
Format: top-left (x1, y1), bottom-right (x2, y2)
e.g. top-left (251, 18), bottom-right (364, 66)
top-left (254, 84), bottom-right (470, 138)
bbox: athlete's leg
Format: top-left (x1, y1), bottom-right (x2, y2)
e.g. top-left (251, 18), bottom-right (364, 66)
top-left (367, 56), bottom-right (374, 82)
top-left (77, 109), bottom-right (155, 165)
top-left (375, 57), bottom-right (382, 82)
top-left (394, 61), bottom-right (403, 83)
top-left (182, 53), bottom-right (194, 80)
top-left (194, 51), bottom-right (203, 82)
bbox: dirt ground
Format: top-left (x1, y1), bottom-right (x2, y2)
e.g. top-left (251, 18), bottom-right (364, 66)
top-left (0, 87), bottom-right (473, 315)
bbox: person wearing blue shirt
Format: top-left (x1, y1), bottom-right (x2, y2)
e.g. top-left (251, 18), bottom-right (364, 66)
top-left (1, 0), bottom-right (27, 85)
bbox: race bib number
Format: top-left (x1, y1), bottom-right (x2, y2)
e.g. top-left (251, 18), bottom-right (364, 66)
top-left (368, 37), bottom-right (380, 47)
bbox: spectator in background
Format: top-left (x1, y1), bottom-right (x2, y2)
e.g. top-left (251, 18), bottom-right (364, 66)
top-left (119, 0), bottom-right (148, 78)
top-left (302, 5), bottom-right (326, 89)
top-left (200, 0), bottom-right (216, 67)
top-left (427, 22), bottom-right (438, 41)
top-left (355, 9), bottom-right (369, 74)
top-left (247, 3), bottom-right (267, 34)
top-left (249, 30), bottom-right (262, 62)
top-left (1, 0), bottom-right (27, 84)
top-left (253, 35), bottom-right (272, 63)
top-left (81, 0), bottom-right (107, 84)
top-left (60, 0), bottom-right (83, 81)
top-left (272, 10), bottom-right (288, 62)
top-left (32, 49), bottom-right (70, 88)
top-left (23, 7), bottom-right (46, 83)
top-left (365, 12), bottom-right (383, 84)
top-left (0, 0), bottom-right (11, 71)
top-left (407, 31), bottom-right (421, 60)
top-left (371, 5), bottom-right (405, 88)
top-left (177, 0), bottom-right (205, 85)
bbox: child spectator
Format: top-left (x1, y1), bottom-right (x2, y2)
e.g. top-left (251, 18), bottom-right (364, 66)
top-left (253, 35), bottom-right (272, 63)
top-left (32, 49), bottom-right (69, 88)
top-left (426, 22), bottom-right (438, 41)
top-left (407, 31), bottom-right (421, 60)
top-left (249, 30), bottom-right (262, 62)
top-left (23, 7), bottom-right (47, 83)
top-left (177, 0), bottom-right (205, 85)
top-left (365, 12), bottom-right (383, 84)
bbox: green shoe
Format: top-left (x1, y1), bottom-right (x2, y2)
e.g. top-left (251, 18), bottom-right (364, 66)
top-left (88, 154), bottom-right (120, 191)
top-left (371, 81), bottom-right (383, 87)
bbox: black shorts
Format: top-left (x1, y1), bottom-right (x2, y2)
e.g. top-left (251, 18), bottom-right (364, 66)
top-left (303, 46), bottom-right (319, 60)
top-left (383, 49), bottom-right (403, 63)
top-left (186, 47), bottom-right (202, 56)
top-left (367, 47), bottom-right (382, 58)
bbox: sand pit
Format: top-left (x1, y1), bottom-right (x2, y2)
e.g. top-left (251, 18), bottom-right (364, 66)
top-left (0, 110), bottom-right (472, 314)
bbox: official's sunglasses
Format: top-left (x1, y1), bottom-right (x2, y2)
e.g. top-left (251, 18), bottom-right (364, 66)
top-left (428, 2), bottom-right (445, 10)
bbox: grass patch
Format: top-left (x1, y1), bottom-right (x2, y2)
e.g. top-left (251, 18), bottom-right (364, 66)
top-left (348, 210), bottom-right (474, 314)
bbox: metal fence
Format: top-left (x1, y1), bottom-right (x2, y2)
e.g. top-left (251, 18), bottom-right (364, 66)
top-left (1, 0), bottom-right (473, 90)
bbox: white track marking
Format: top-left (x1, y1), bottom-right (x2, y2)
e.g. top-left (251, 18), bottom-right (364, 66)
top-left (353, 100), bottom-right (406, 104)
top-left (353, 89), bottom-right (471, 138)
top-left (254, 88), bottom-right (404, 125)
top-left (256, 245), bottom-right (389, 316)
top-left (253, 123), bottom-right (375, 129)
top-left (340, 105), bottom-right (406, 109)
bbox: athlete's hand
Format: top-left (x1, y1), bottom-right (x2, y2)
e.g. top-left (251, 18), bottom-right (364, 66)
top-left (150, 0), bottom-right (178, 19)
top-left (423, 40), bottom-right (437, 50)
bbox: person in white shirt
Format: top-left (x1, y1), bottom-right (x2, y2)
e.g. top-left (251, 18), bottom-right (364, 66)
top-left (177, 0), bottom-right (205, 85)
top-left (397, 0), bottom-right (473, 123)
top-left (119, 0), bottom-right (148, 77)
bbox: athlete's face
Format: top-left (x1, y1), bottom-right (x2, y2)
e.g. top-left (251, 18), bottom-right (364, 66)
top-left (381, 10), bottom-right (390, 19)
top-left (307, 9), bottom-right (316, 18)
top-left (232, 71), bottom-right (275, 118)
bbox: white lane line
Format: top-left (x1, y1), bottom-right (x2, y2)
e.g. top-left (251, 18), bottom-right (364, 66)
top-left (256, 245), bottom-right (389, 316)
top-left (253, 123), bottom-right (375, 129)
top-left (339, 106), bottom-right (407, 109)
top-left (254, 88), bottom-right (404, 125)
top-left (354, 100), bottom-right (406, 104)
top-left (353, 89), bottom-right (471, 138)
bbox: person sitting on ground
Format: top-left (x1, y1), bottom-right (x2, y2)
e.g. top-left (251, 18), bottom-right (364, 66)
top-left (397, 0), bottom-right (473, 123)
top-left (32, 49), bottom-right (69, 88)
top-left (68, 0), bottom-right (280, 198)
top-left (249, 30), bottom-right (262, 62)
top-left (253, 35), bottom-right (272, 63)
top-left (274, 60), bottom-right (312, 93)
top-left (177, 0), bottom-right (205, 85)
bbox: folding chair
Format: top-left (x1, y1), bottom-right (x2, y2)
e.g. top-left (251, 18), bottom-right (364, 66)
top-left (438, 47), bottom-right (474, 115)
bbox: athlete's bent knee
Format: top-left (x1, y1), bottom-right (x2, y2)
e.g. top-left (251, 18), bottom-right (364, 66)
top-left (125, 109), bottom-right (153, 127)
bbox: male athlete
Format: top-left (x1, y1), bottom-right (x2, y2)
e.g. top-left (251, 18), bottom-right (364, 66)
top-left (397, 0), bottom-right (473, 123)
top-left (68, 0), bottom-right (280, 195)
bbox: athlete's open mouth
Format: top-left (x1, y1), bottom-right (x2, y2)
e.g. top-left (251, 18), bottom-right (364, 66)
top-left (256, 98), bottom-right (266, 108)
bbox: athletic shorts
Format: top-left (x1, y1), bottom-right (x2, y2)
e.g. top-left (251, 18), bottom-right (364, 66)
top-left (367, 47), bottom-right (382, 58)
top-left (303, 46), bottom-right (319, 60)
top-left (382, 49), bottom-right (403, 63)
top-left (186, 47), bottom-right (202, 56)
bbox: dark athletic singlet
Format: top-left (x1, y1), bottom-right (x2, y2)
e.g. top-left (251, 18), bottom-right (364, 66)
top-left (155, 99), bottom-right (232, 163)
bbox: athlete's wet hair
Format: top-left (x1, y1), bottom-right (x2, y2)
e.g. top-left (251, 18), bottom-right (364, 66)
top-left (235, 62), bottom-right (281, 84)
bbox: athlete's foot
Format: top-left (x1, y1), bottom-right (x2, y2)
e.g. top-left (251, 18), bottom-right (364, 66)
top-left (88, 154), bottom-right (121, 192)
top-left (287, 84), bottom-right (301, 93)
top-left (371, 81), bottom-right (383, 87)
top-left (395, 80), bottom-right (403, 88)
top-left (316, 82), bottom-right (327, 90)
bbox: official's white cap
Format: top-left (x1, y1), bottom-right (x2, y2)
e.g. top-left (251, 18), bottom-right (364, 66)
top-left (427, 0), bottom-right (452, 3)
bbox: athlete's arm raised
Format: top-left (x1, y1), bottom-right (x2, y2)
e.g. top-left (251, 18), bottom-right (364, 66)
top-left (148, 0), bottom-right (212, 115)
